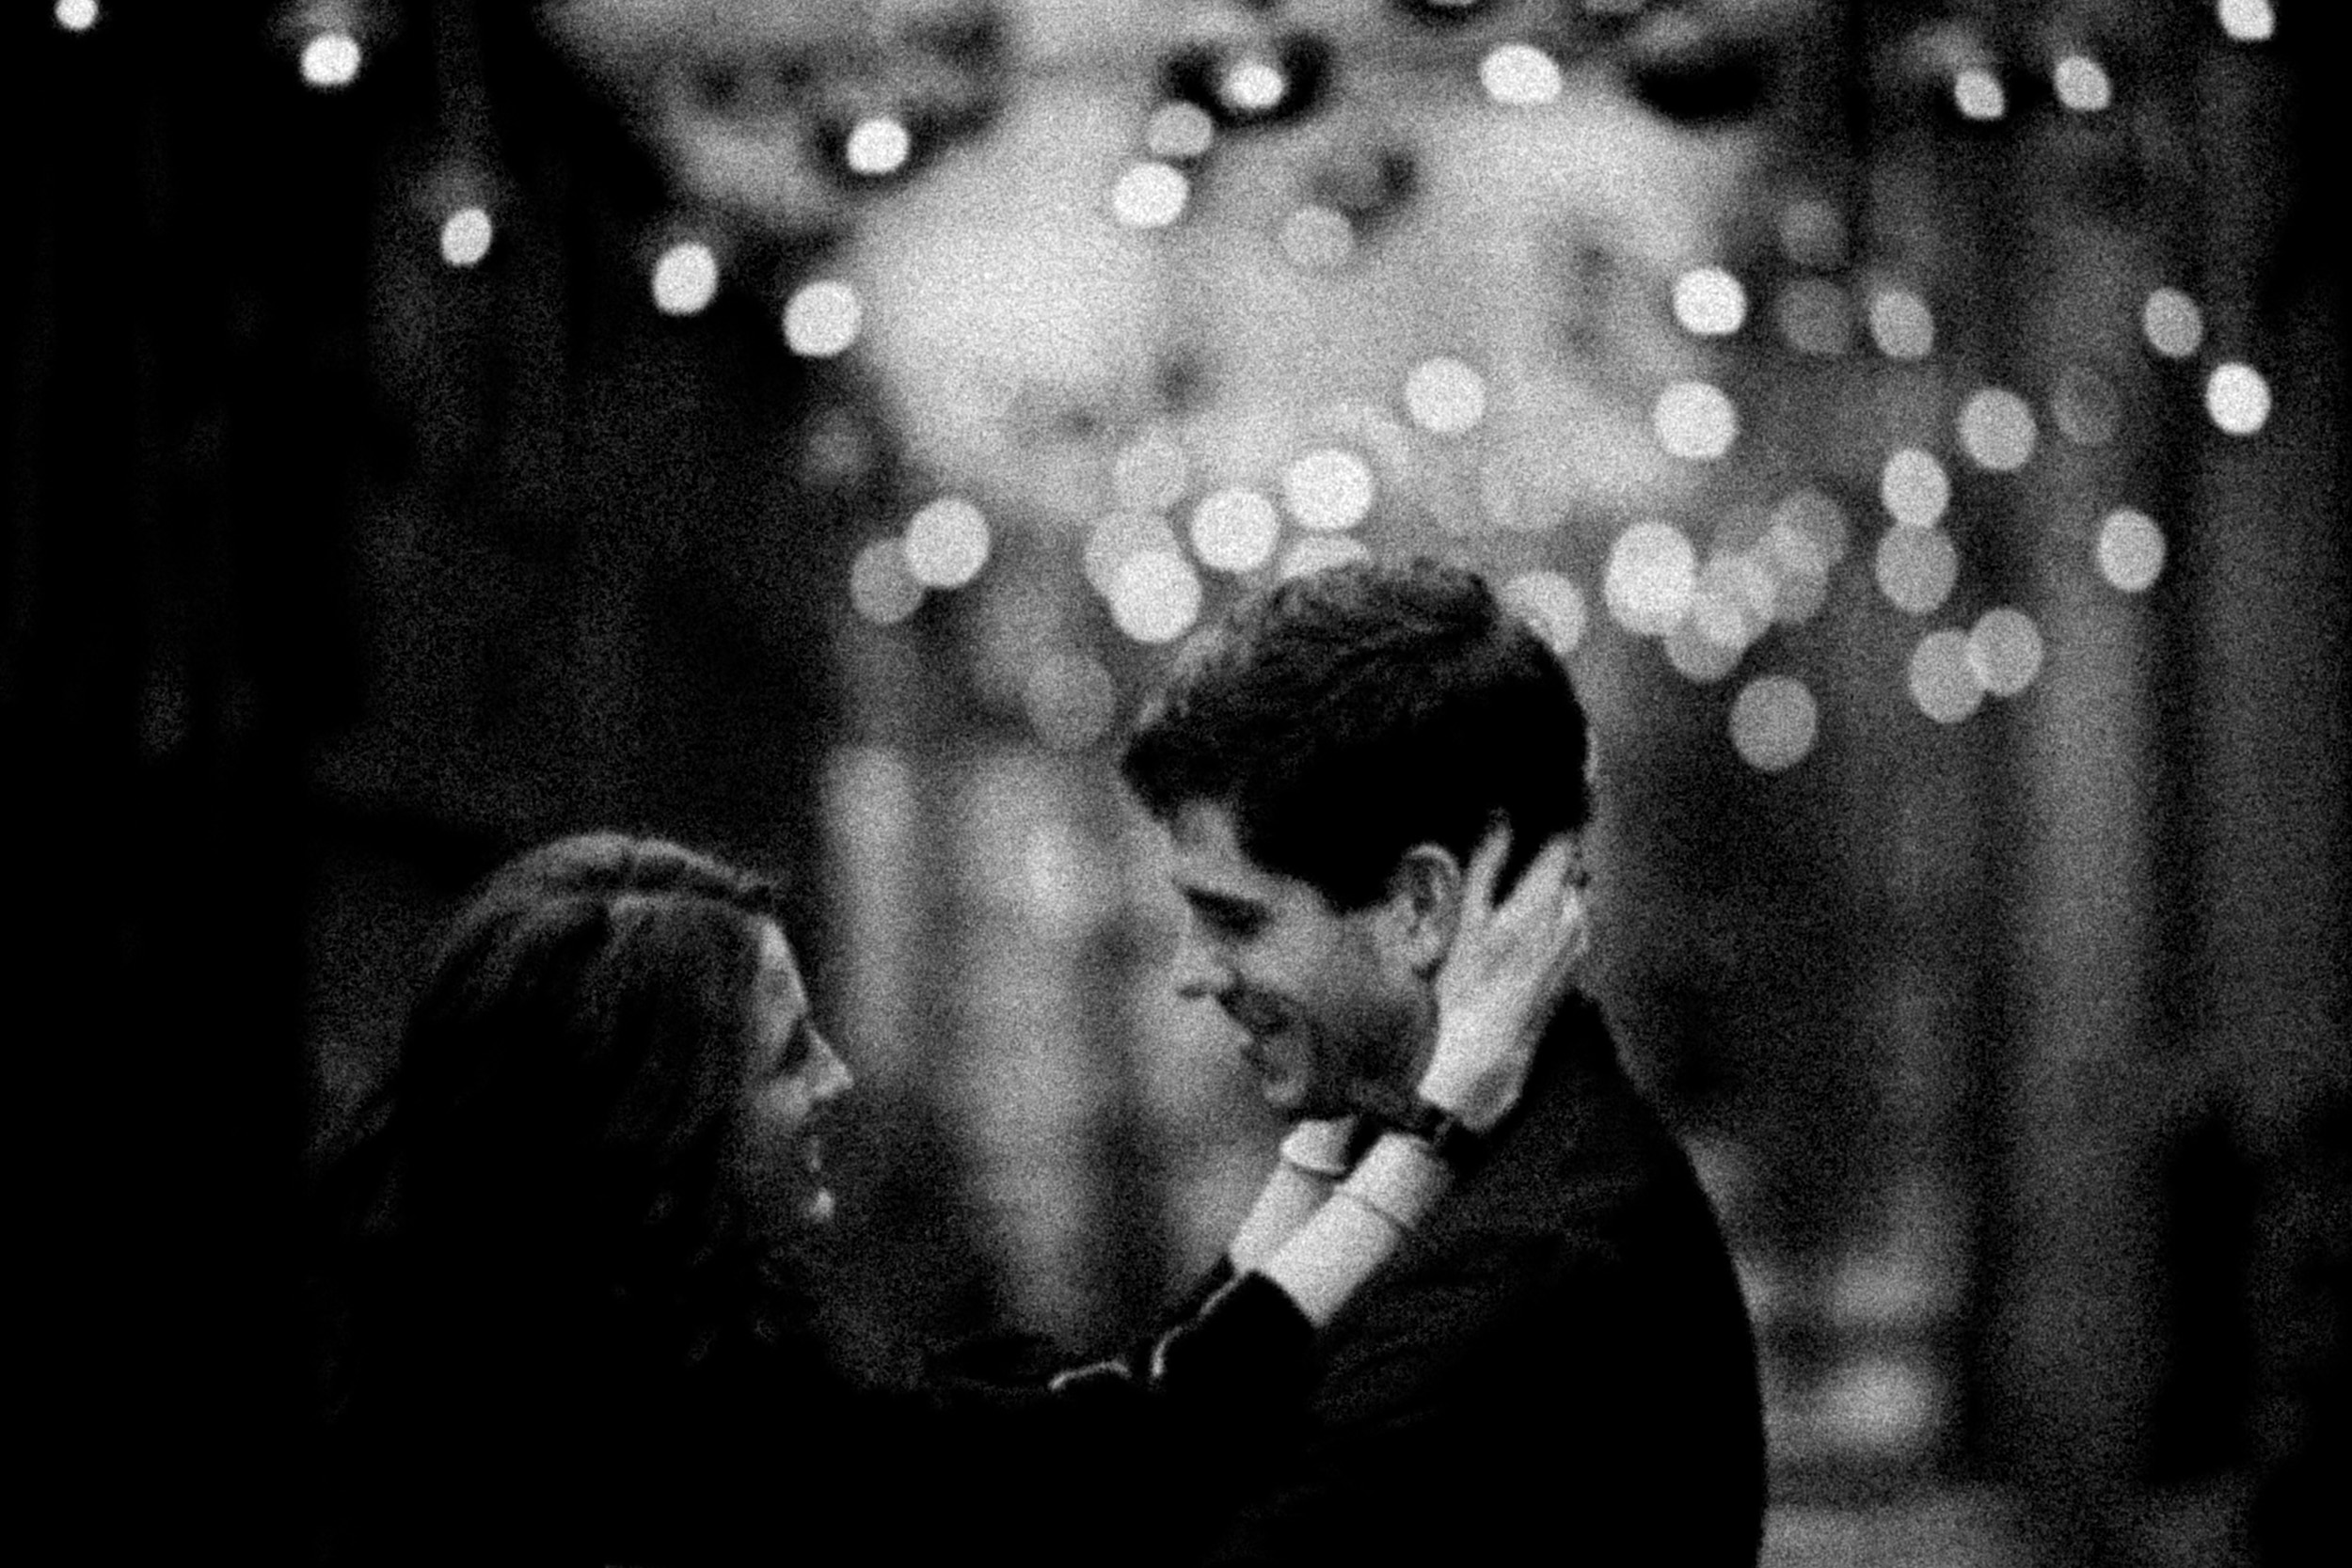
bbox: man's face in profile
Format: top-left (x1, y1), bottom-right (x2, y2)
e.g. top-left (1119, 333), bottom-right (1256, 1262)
top-left (1163, 800), bottom-right (1425, 1121)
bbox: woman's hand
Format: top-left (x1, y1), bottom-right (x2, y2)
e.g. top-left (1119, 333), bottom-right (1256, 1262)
top-left (1412, 828), bottom-right (1590, 1134)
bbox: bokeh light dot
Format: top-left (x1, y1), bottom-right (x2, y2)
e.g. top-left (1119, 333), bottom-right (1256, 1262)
top-left (784, 279), bottom-right (862, 356)
top-left (438, 206), bottom-right (494, 268)
top-left (2218, 0), bottom-right (2278, 44)
top-left (300, 30), bottom-right (362, 88)
top-left (1404, 357), bottom-right (1488, 436)
top-left (1112, 162), bottom-right (1189, 229)
top-left (2053, 55), bottom-right (2114, 113)
top-left (1910, 630), bottom-right (1984, 724)
top-left (1729, 677), bottom-right (1820, 773)
top-left (1220, 57), bottom-right (1287, 115)
top-left (1480, 43), bottom-right (1565, 106)
top-left (1084, 512), bottom-right (1181, 596)
top-left (56, 0), bottom-right (99, 32)
top-left (1501, 571), bottom-right (1587, 657)
top-left (1673, 267), bottom-right (1749, 337)
top-left (902, 498), bottom-right (991, 590)
top-left (2141, 288), bottom-right (2203, 358)
top-left (849, 539), bottom-right (923, 626)
top-left (1957, 387), bottom-right (2038, 471)
top-left (1604, 521), bottom-right (1699, 638)
top-left (1664, 622), bottom-right (1743, 684)
top-left (1967, 607), bottom-right (2045, 698)
top-left (1188, 488), bottom-right (1281, 574)
top-left (1875, 527), bottom-right (1961, 615)
top-left (1281, 448), bottom-right (1376, 531)
top-left (1653, 381), bottom-right (1740, 462)
top-left (1109, 551), bottom-right (1203, 644)
top-left (1880, 448), bottom-right (1951, 529)
top-left (843, 117), bottom-right (913, 178)
top-left (1695, 553), bottom-right (1776, 649)
top-left (651, 241), bottom-right (721, 316)
top-left (2204, 361), bottom-right (2272, 436)
top-left (1953, 67), bottom-right (2007, 121)
top-left (1867, 287), bottom-right (1935, 359)
top-left (1146, 101), bottom-right (1216, 161)
top-left (2095, 509), bottom-right (2166, 593)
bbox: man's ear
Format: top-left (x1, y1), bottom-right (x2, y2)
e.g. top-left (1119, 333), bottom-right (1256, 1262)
top-left (1380, 843), bottom-right (1464, 978)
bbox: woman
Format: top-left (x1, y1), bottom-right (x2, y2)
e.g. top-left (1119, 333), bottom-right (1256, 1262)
top-left (318, 828), bottom-right (1581, 1564)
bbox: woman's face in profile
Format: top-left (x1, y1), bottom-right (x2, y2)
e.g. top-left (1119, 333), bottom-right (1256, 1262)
top-left (741, 920), bottom-right (855, 1227)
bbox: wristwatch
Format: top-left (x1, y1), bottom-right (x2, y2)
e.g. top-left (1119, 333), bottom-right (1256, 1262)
top-left (1355, 1085), bottom-right (1485, 1169)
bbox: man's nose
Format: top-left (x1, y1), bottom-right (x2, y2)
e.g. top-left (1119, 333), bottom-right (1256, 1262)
top-left (808, 1031), bottom-right (854, 1102)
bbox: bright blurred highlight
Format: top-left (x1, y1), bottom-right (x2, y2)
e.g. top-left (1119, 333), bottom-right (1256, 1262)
top-left (1281, 448), bottom-right (1376, 531)
top-left (1953, 67), bottom-right (2006, 121)
top-left (438, 206), bottom-right (494, 268)
top-left (1481, 43), bottom-right (1565, 106)
top-left (1957, 388), bottom-right (2038, 472)
top-left (784, 280), bottom-right (862, 356)
top-left (849, 540), bottom-right (922, 626)
top-left (1404, 357), bottom-right (1487, 436)
top-left (2095, 508), bottom-right (2166, 593)
top-left (903, 498), bottom-right (991, 590)
top-left (1867, 286), bottom-right (1934, 359)
top-left (1729, 677), bottom-right (1819, 772)
top-left (1875, 528), bottom-right (1960, 615)
top-left (1109, 551), bottom-right (1203, 643)
top-left (1084, 513), bottom-right (1182, 596)
top-left (2218, 0), bottom-right (2277, 44)
top-left (1604, 521), bottom-right (1699, 638)
top-left (55, 0), bottom-right (98, 32)
top-left (844, 117), bottom-right (913, 178)
top-left (1112, 162), bottom-right (1189, 230)
top-left (2053, 55), bottom-right (2114, 113)
top-left (1220, 57), bottom-right (1287, 115)
top-left (1909, 630), bottom-right (1983, 724)
top-left (1146, 102), bottom-right (1216, 161)
top-left (1967, 608), bottom-right (2045, 698)
top-left (2141, 288), bottom-right (2203, 358)
top-left (1653, 381), bottom-right (1739, 462)
top-left (1189, 488), bottom-right (1281, 574)
top-left (1880, 448), bottom-right (1951, 529)
top-left (652, 242), bottom-right (720, 316)
top-left (2204, 362), bottom-right (2272, 436)
top-left (300, 30), bottom-right (362, 89)
top-left (1673, 267), bottom-right (1748, 337)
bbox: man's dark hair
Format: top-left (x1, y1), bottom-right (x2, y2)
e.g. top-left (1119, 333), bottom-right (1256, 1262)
top-left (1120, 558), bottom-right (1591, 910)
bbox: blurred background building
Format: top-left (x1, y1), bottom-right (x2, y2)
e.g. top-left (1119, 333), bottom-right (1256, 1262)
top-left (10, 1), bottom-right (2344, 1563)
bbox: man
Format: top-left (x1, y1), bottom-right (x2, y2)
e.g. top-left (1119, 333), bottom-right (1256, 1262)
top-left (1117, 557), bottom-right (1766, 1566)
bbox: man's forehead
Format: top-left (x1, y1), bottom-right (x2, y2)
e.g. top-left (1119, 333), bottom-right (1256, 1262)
top-left (1164, 801), bottom-right (1300, 908)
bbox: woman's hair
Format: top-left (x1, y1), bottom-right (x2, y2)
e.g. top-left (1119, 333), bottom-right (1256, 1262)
top-left (319, 832), bottom-right (811, 1549)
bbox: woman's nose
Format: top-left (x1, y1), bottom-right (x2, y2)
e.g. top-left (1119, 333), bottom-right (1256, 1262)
top-left (1171, 928), bottom-right (1229, 1002)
